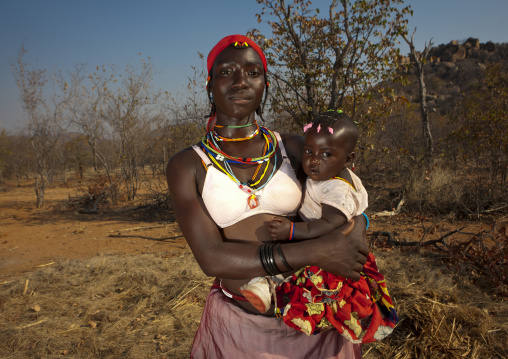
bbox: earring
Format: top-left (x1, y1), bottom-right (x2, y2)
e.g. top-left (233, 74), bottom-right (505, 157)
top-left (352, 163), bottom-right (355, 171)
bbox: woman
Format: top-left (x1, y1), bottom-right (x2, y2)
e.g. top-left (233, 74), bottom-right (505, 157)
top-left (166, 34), bottom-right (368, 358)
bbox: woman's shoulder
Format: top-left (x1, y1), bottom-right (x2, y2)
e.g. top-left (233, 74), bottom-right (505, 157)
top-left (279, 132), bottom-right (304, 157)
top-left (167, 145), bottom-right (202, 173)
top-left (277, 132), bottom-right (305, 182)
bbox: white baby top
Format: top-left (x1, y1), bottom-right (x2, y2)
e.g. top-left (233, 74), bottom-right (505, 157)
top-left (298, 168), bottom-right (368, 222)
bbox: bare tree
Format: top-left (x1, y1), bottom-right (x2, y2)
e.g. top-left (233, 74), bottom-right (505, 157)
top-left (402, 28), bottom-right (434, 159)
top-left (250, 0), bottom-right (412, 124)
top-left (69, 65), bottom-right (116, 181)
top-left (165, 59), bottom-right (209, 156)
top-left (102, 56), bottom-right (167, 200)
top-left (11, 47), bottom-right (74, 207)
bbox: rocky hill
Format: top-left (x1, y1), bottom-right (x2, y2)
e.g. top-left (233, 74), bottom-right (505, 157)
top-left (399, 38), bottom-right (508, 114)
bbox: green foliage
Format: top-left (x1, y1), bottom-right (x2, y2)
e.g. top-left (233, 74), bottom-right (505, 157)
top-left (249, 0), bottom-right (412, 125)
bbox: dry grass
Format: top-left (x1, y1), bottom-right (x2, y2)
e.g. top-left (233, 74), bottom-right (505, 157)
top-left (0, 249), bottom-right (506, 358)
top-left (405, 166), bottom-right (464, 214)
top-left (363, 250), bottom-right (508, 358)
top-left (0, 252), bottom-right (211, 359)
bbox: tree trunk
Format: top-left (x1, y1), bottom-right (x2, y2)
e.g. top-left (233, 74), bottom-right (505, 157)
top-left (35, 175), bottom-right (45, 208)
top-left (417, 62), bottom-right (433, 158)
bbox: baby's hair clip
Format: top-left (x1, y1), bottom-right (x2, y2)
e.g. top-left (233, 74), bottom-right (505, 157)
top-left (317, 124), bottom-right (321, 133)
top-left (326, 109), bottom-right (343, 114)
top-left (328, 128), bottom-right (334, 134)
top-left (303, 123), bottom-right (313, 132)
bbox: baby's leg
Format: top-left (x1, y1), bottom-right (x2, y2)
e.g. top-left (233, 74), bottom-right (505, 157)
top-left (239, 276), bottom-right (272, 313)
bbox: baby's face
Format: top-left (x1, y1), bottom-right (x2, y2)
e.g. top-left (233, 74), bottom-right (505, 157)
top-left (302, 130), bottom-right (351, 181)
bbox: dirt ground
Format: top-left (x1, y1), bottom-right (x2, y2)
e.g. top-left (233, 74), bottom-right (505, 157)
top-left (0, 179), bottom-right (188, 281)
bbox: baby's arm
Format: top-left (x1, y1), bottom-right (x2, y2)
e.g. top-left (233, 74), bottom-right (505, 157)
top-left (269, 204), bottom-right (348, 240)
top-left (293, 204), bottom-right (348, 239)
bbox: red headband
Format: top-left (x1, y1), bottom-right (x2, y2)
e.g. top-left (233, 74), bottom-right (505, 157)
top-left (206, 34), bottom-right (268, 75)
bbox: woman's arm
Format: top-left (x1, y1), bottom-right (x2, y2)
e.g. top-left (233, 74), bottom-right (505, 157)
top-left (167, 146), bottom-right (368, 281)
top-left (166, 148), bottom-right (264, 279)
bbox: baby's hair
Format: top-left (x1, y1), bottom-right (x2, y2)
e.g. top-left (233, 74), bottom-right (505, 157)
top-left (304, 110), bottom-right (359, 153)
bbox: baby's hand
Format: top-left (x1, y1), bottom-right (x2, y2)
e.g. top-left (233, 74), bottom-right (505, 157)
top-left (268, 216), bottom-right (291, 240)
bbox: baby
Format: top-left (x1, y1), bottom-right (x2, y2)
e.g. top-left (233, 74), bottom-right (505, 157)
top-left (240, 111), bottom-right (398, 343)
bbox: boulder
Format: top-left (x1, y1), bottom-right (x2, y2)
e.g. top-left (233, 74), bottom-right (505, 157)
top-left (481, 41), bottom-right (496, 52)
top-left (465, 37), bottom-right (480, 49)
top-left (451, 46), bottom-right (466, 62)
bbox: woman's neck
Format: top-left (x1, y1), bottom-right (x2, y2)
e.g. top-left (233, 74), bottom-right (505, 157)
top-left (214, 113), bottom-right (258, 139)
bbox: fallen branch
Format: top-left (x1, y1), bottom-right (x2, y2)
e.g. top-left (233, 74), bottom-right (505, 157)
top-left (35, 261), bottom-right (56, 268)
top-left (108, 234), bottom-right (184, 241)
top-left (15, 318), bottom-right (48, 329)
top-left (374, 197), bottom-right (405, 217)
top-left (479, 204), bottom-right (508, 214)
top-left (114, 224), bottom-right (169, 233)
top-left (371, 227), bottom-right (465, 249)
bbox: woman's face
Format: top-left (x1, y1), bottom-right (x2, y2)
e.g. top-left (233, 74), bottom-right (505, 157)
top-left (302, 130), bottom-right (353, 181)
top-left (211, 46), bottom-right (266, 122)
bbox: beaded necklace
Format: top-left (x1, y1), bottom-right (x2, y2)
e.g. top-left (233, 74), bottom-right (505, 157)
top-left (215, 120), bottom-right (257, 129)
top-left (332, 176), bottom-right (356, 191)
top-left (210, 152), bottom-right (278, 209)
top-left (212, 125), bottom-right (260, 142)
top-left (201, 126), bottom-right (279, 209)
top-left (201, 126), bottom-right (278, 164)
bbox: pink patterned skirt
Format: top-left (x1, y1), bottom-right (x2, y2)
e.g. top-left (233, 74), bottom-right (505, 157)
top-left (191, 285), bottom-right (362, 359)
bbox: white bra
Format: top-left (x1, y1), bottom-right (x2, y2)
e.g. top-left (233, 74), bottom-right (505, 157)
top-left (192, 132), bottom-right (302, 228)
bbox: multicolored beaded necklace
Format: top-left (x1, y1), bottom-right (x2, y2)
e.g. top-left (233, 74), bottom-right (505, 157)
top-left (201, 125), bottom-right (279, 209)
top-left (201, 126), bottom-right (278, 164)
top-left (212, 124), bottom-right (260, 142)
top-left (215, 120), bottom-right (257, 129)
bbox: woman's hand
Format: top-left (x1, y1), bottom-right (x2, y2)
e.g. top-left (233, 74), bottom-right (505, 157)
top-left (317, 217), bottom-right (368, 281)
top-left (281, 215), bottom-right (368, 281)
top-left (321, 214), bottom-right (368, 280)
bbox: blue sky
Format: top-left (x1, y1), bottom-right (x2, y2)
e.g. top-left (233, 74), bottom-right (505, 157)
top-left (1, 0), bottom-right (507, 132)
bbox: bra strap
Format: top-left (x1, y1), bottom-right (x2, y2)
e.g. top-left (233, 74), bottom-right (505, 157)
top-left (274, 132), bottom-right (289, 161)
top-left (192, 145), bottom-right (212, 167)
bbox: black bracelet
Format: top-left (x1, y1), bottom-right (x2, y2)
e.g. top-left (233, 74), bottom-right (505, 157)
top-left (260, 244), bottom-right (270, 274)
top-left (265, 243), bottom-right (277, 275)
top-left (275, 243), bottom-right (293, 271)
top-left (267, 243), bottom-right (282, 275)
top-left (259, 243), bottom-right (281, 276)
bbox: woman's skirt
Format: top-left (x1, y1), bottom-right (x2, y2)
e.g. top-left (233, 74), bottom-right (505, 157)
top-left (190, 285), bottom-right (362, 359)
